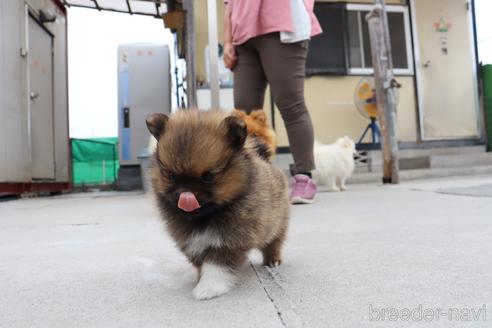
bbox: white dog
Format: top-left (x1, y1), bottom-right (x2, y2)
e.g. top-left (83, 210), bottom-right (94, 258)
top-left (313, 137), bottom-right (356, 191)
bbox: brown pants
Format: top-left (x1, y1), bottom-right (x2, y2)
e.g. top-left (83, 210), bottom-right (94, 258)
top-left (233, 33), bottom-right (315, 174)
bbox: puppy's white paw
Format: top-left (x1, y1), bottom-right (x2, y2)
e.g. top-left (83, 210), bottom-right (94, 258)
top-left (331, 186), bottom-right (341, 192)
top-left (192, 279), bottom-right (231, 300)
top-left (340, 186), bottom-right (348, 191)
top-left (192, 263), bottom-right (236, 301)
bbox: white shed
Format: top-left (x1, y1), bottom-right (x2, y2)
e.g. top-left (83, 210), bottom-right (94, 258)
top-left (0, 0), bottom-right (69, 194)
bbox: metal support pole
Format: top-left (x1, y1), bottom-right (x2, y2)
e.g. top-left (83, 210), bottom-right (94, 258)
top-left (183, 0), bottom-right (197, 108)
top-left (366, 0), bottom-right (400, 184)
top-left (207, 0), bottom-right (220, 109)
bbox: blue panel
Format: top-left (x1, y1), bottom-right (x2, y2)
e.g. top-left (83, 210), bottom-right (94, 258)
top-left (121, 128), bottom-right (131, 160)
top-left (119, 69), bottom-right (131, 160)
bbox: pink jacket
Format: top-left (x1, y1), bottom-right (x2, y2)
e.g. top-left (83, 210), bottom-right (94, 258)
top-left (226, 0), bottom-right (322, 45)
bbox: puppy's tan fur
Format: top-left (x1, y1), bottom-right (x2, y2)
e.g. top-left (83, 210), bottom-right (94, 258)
top-left (232, 109), bottom-right (276, 160)
top-left (146, 109), bottom-right (290, 299)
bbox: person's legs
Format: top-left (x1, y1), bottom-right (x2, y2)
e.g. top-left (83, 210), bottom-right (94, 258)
top-left (233, 41), bottom-right (267, 112)
top-left (254, 33), bottom-right (315, 174)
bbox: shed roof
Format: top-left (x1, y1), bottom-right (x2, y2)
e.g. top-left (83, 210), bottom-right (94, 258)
top-left (63, 0), bottom-right (167, 18)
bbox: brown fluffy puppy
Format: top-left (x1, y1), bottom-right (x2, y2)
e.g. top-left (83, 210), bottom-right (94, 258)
top-left (232, 109), bottom-right (277, 161)
top-left (146, 109), bottom-right (290, 300)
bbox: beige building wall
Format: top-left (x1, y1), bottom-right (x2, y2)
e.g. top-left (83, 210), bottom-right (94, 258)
top-left (195, 0), bottom-right (479, 147)
top-left (265, 77), bottom-right (417, 147)
top-left (194, 0), bottom-right (405, 83)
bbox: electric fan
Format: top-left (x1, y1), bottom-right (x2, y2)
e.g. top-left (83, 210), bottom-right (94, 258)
top-left (354, 76), bottom-right (399, 146)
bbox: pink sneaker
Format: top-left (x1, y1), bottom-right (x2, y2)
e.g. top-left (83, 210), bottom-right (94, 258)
top-left (290, 174), bottom-right (317, 204)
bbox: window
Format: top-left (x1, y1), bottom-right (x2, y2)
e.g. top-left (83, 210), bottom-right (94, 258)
top-left (306, 3), bottom-right (414, 76)
top-left (306, 3), bottom-right (348, 75)
top-left (346, 4), bottom-right (414, 75)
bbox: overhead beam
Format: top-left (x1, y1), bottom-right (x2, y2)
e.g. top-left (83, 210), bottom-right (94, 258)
top-left (64, 0), bottom-right (168, 17)
top-left (92, 0), bottom-right (101, 11)
top-left (64, 4), bottom-right (159, 17)
top-left (155, 2), bottom-right (160, 16)
top-left (126, 0), bottom-right (133, 15)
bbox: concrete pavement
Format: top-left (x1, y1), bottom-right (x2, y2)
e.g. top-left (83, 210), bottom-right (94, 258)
top-left (1, 175), bottom-right (492, 327)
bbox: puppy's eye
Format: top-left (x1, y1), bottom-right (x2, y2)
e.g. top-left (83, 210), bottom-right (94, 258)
top-left (168, 172), bottom-right (177, 182)
top-left (201, 171), bottom-right (214, 183)
top-left (157, 159), bottom-right (176, 181)
top-left (160, 166), bottom-right (176, 182)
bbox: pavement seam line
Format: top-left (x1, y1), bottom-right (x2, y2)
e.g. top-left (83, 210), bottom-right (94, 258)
top-left (410, 187), bottom-right (492, 198)
top-left (250, 262), bottom-right (288, 327)
top-left (249, 262), bottom-right (303, 328)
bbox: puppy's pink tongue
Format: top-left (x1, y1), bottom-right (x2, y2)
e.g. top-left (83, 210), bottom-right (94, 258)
top-left (178, 192), bottom-right (201, 212)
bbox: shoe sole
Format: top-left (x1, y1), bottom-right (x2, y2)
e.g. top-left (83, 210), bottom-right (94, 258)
top-left (290, 196), bottom-right (315, 205)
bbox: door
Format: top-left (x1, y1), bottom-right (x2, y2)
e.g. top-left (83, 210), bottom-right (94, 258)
top-left (118, 45), bottom-right (171, 165)
top-left (413, 0), bottom-right (480, 139)
top-left (28, 15), bottom-right (55, 179)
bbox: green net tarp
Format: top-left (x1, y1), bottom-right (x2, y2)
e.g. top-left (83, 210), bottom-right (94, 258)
top-left (71, 138), bottom-right (119, 186)
top-left (483, 65), bottom-right (492, 151)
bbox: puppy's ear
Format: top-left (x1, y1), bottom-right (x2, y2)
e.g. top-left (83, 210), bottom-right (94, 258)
top-left (146, 113), bottom-right (169, 140)
top-left (222, 116), bottom-right (247, 150)
top-left (342, 136), bottom-right (353, 148)
top-left (250, 110), bottom-right (266, 124)
top-left (231, 109), bottom-right (247, 120)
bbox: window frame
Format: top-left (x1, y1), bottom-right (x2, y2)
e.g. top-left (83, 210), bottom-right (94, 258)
top-left (345, 4), bottom-right (414, 76)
